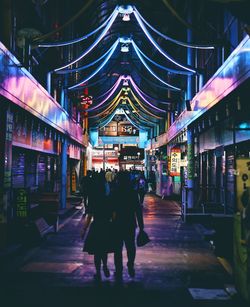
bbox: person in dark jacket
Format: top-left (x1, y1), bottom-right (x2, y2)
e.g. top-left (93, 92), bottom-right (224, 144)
top-left (80, 170), bottom-right (92, 211)
top-left (112, 171), bottom-right (144, 279)
top-left (81, 173), bottom-right (113, 280)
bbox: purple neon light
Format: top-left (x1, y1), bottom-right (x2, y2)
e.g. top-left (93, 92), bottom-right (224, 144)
top-left (131, 77), bottom-right (171, 105)
top-left (54, 9), bottom-right (118, 72)
top-left (93, 76), bottom-right (122, 101)
top-left (86, 76), bottom-right (123, 112)
top-left (128, 76), bottom-right (166, 113)
top-left (133, 9), bottom-right (196, 74)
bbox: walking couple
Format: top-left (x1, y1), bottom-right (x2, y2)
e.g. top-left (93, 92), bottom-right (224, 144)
top-left (80, 172), bottom-right (145, 281)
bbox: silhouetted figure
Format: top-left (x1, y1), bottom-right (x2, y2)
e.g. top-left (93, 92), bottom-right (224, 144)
top-left (80, 170), bottom-right (92, 211)
top-left (81, 174), bottom-right (113, 280)
top-left (112, 172), bottom-right (144, 279)
top-left (137, 173), bottom-right (148, 205)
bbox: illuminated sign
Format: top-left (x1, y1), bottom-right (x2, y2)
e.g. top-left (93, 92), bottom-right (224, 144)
top-left (170, 148), bottom-right (181, 176)
top-left (14, 188), bottom-right (30, 220)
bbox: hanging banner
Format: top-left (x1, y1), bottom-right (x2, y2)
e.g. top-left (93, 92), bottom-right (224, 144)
top-left (170, 148), bottom-right (181, 176)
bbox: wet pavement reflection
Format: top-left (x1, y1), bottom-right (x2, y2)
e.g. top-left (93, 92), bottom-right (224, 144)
top-left (0, 194), bottom-right (247, 307)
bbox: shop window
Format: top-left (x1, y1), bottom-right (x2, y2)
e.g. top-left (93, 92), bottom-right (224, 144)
top-left (12, 151), bottom-right (25, 188)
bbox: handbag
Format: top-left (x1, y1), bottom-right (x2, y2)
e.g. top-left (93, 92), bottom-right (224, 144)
top-left (136, 229), bottom-right (150, 247)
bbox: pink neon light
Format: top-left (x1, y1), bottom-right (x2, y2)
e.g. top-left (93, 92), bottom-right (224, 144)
top-left (86, 76), bottom-right (123, 112)
top-left (127, 76), bottom-right (166, 113)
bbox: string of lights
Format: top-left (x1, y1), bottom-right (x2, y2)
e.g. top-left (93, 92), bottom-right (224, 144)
top-left (86, 76), bottom-right (123, 112)
top-left (131, 41), bottom-right (182, 90)
top-left (134, 7), bottom-right (215, 49)
top-left (128, 76), bottom-right (168, 112)
top-left (128, 73), bottom-right (174, 105)
top-left (38, 8), bottom-right (117, 47)
top-left (132, 40), bottom-right (191, 75)
top-left (55, 40), bottom-right (119, 74)
top-left (133, 8), bottom-right (197, 74)
top-left (68, 39), bottom-right (119, 89)
top-left (129, 90), bottom-right (164, 119)
top-left (54, 8), bottom-right (119, 72)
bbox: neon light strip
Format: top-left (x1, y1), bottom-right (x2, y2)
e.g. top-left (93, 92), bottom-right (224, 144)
top-left (133, 40), bottom-right (191, 75)
top-left (129, 89), bottom-right (163, 119)
top-left (86, 76), bottom-right (123, 111)
top-left (123, 111), bottom-right (146, 131)
top-left (134, 7), bottom-right (214, 50)
top-left (128, 73), bottom-right (172, 104)
top-left (93, 77), bottom-right (123, 101)
top-left (135, 84), bottom-right (171, 105)
top-left (38, 8), bottom-right (117, 47)
top-left (69, 62), bottom-right (119, 90)
top-left (128, 110), bottom-right (154, 128)
top-left (88, 94), bottom-right (122, 118)
top-left (54, 8), bottom-right (118, 71)
top-left (126, 98), bottom-right (158, 125)
top-left (133, 9), bottom-right (196, 74)
top-left (131, 61), bottom-right (169, 90)
top-left (128, 76), bottom-right (167, 112)
top-left (97, 112), bottom-right (117, 129)
top-left (68, 39), bottom-right (119, 89)
top-left (132, 41), bottom-right (182, 91)
top-left (55, 40), bottom-right (119, 74)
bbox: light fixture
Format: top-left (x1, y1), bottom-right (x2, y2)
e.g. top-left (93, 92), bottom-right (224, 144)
top-left (123, 80), bottom-right (129, 86)
top-left (121, 44), bottom-right (129, 52)
top-left (122, 14), bottom-right (130, 21)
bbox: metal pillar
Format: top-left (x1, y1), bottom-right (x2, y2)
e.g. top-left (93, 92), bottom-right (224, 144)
top-left (60, 138), bottom-right (68, 209)
top-left (187, 129), bottom-right (194, 208)
top-left (47, 72), bottom-right (51, 95)
top-left (0, 106), bottom-right (13, 247)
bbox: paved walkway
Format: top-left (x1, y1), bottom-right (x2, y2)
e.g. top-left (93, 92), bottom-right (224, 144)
top-left (0, 194), bottom-right (247, 307)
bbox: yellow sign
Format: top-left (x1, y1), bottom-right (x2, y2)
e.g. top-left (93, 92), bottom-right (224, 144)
top-left (236, 158), bottom-right (250, 211)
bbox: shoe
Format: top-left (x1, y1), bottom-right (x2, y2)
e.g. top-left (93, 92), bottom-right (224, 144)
top-left (114, 271), bottom-right (123, 281)
top-left (94, 272), bottom-right (101, 281)
top-left (127, 266), bottom-right (135, 278)
top-left (103, 266), bottom-right (110, 278)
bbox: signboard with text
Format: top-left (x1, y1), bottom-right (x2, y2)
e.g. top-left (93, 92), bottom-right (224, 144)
top-left (170, 148), bottom-right (181, 176)
top-left (13, 188), bottom-right (30, 221)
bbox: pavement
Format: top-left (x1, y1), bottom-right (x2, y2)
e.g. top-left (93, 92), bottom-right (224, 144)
top-left (0, 194), bottom-right (248, 307)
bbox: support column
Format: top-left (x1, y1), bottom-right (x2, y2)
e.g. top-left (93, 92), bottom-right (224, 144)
top-left (47, 72), bottom-right (52, 95)
top-left (187, 129), bottom-right (194, 208)
top-left (0, 105), bottom-right (13, 247)
top-left (60, 138), bottom-right (68, 209)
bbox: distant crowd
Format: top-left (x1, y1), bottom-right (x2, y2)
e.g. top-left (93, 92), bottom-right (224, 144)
top-left (80, 169), bottom-right (150, 210)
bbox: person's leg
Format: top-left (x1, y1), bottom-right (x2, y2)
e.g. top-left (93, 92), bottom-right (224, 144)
top-left (124, 229), bottom-right (136, 277)
top-left (101, 253), bottom-right (110, 277)
top-left (94, 254), bottom-right (102, 279)
top-left (114, 238), bottom-right (124, 277)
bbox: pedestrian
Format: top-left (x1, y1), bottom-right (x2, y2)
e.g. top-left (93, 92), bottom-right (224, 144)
top-left (137, 173), bottom-right (148, 205)
top-left (81, 174), bottom-right (113, 280)
top-left (80, 170), bottom-right (92, 212)
top-left (112, 172), bottom-right (145, 280)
